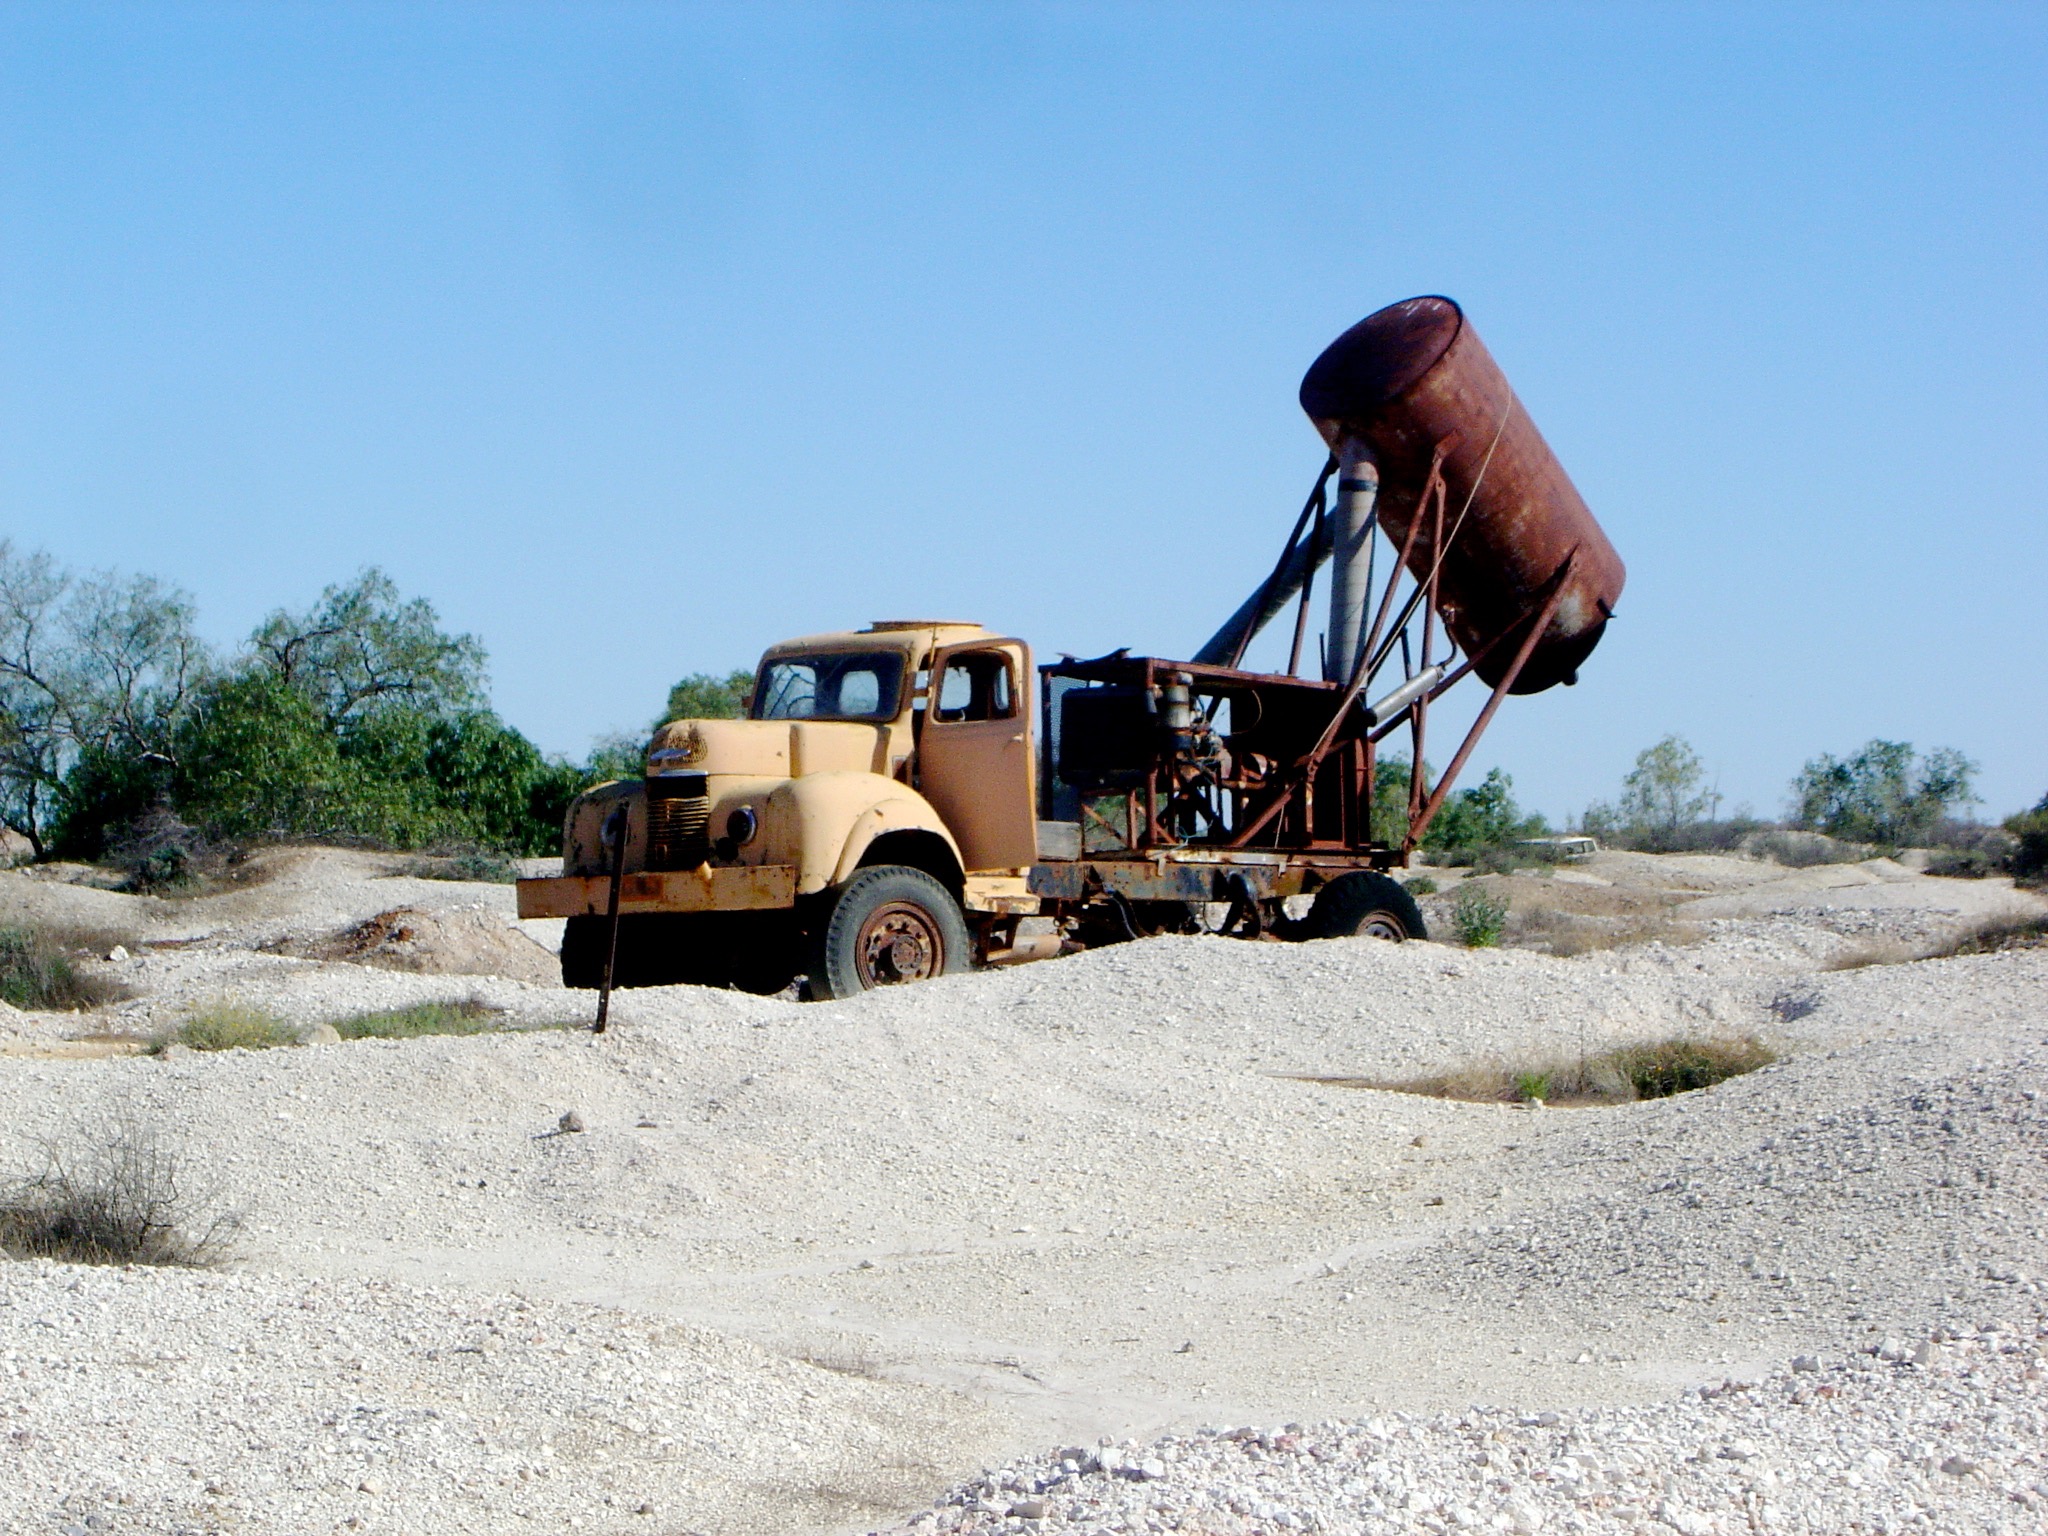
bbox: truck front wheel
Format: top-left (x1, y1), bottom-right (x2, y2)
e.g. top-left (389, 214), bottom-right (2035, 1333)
top-left (807, 865), bottom-right (970, 1000)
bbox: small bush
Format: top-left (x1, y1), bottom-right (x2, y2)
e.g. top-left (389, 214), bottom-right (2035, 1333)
top-left (1404, 875), bottom-right (1439, 896)
top-left (0, 925), bottom-right (130, 1011)
top-left (331, 999), bottom-right (501, 1039)
top-left (1924, 847), bottom-right (1998, 879)
top-left (0, 1112), bottom-right (239, 1267)
top-left (161, 1002), bottom-right (298, 1053)
top-left (2005, 801), bottom-right (2048, 882)
top-left (106, 807), bottom-right (216, 893)
top-left (1451, 884), bottom-right (1509, 948)
top-left (1608, 1037), bottom-right (1777, 1099)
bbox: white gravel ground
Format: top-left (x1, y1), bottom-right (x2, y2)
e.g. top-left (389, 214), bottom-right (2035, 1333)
top-left (0, 848), bottom-right (2042, 1535)
top-left (893, 1320), bottom-right (2048, 1533)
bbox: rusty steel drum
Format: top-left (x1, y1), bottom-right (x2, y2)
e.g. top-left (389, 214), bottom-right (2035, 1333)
top-left (1299, 296), bottom-right (1625, 694)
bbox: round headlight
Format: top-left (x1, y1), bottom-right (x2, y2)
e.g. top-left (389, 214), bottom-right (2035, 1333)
top-left (725, 806), bottom-right (760, 846)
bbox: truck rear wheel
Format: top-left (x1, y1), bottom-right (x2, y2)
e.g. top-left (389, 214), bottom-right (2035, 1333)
top-left (1301, 872), bottom-right (1427, 942)
top-left (807, 865), bottom-right (970, 1000)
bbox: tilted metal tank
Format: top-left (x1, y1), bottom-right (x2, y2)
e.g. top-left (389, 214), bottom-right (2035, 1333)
top-left (1298, 295), bottom-right (1625, 694)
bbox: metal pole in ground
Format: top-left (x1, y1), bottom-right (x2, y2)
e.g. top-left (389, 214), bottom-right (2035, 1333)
top-left (593, 804), bottom-right (630, 1034)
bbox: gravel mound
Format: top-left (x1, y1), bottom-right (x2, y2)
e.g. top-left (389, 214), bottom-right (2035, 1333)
top-left (890, 1319), bottom-right (2048, 1533)
top-left (2, 1259), bottom-right (999, 1536)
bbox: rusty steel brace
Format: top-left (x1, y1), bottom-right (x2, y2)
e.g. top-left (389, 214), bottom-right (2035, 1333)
top-left (592, 803), bottom-right (630, 1034)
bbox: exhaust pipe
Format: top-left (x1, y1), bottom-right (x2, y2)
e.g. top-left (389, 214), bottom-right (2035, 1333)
top-left (1362, 664), bottom-right (1444, 728)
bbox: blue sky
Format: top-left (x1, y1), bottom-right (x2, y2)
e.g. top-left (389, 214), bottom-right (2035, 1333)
top-left (3, 3), bottom-right (2043, 822)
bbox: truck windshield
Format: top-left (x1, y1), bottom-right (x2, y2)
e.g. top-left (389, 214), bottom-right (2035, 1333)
top-left (753, 652), bottom-right (905, 722)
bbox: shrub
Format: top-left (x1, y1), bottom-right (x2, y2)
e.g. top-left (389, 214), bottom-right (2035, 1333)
top-left (161, 1002), bottom-right (298, 1053)
top-left (1451, 883), bottom-right (1508, 947)
top-left (1925, 847), bottom-right (1998, 879)
top-left (2005, 797), bottom-right (2048, 882)
top-left (1608, 1036), bottom-right (1777, 1099)
top-left (1582, 812), bottom-right (1769, 855)
top-left (1404, 874), bottom-right (1439, 896)
top-left (330, 999), bottom-right (501, 1040)
top-left (0, 1111), bottom-right (239, 1266)
top-left (0, 925), bottom-right (129, 1011)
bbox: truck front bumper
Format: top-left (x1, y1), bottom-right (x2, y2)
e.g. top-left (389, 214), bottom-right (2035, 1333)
top-left (515, 865), bottom-right (798, 919)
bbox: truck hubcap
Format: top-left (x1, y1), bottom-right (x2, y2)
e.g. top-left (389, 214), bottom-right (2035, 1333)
top-left (857, 902), bottom-right (943, 986)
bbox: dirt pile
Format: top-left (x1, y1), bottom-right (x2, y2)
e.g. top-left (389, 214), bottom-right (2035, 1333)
top-left (279, 904), bottom-right (561, 987)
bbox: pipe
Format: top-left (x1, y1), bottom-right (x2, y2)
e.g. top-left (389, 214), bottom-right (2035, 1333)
top-left (1362, 664), bottom-right (1444, 729)
top-left (1324, 436), bottom-right (1379, 682)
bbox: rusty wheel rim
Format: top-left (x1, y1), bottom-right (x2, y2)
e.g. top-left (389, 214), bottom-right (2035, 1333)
top-left (855, 901), bottom-right (945, 986)
top-left (1358, 911), bottom-right (1407, 942)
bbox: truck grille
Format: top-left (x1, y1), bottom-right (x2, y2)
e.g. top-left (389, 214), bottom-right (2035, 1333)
top-left (645, 774), bottom-right (711, 870)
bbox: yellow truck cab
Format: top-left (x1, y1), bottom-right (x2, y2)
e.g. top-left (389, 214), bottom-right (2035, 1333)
top-left (518, 622), bottom-right (1043, 998)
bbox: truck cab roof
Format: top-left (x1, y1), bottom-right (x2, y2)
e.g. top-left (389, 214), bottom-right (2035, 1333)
top-left (759, 621), bottom-right (994, 665)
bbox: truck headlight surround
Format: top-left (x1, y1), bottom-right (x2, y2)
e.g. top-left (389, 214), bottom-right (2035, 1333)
top-left (725, 806), bottom-right (760, 846)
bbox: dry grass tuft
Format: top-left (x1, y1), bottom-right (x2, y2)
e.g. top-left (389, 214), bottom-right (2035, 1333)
top-left (1306, 1034), bottom-right (1777, 1108)
top-left (153, 1002), bottom-right (298, 1054)
top-left (332, 998), bottom-right (502, 1040)
top-left (1935, 913), bottom-right (2048, 957)
top-left (0, 1110), bottom-right (240, 1267)
top-left (1827, 912), bottom-right (2048, 971)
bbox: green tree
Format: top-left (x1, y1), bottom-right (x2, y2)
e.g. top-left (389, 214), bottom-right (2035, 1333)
top-left (171, 669), bottom-right (349, 841)
top-left (1792, 739), bottom-right (1978, 846)
top-left (1428, 767), bottom-right (1542, 852)
top-left (1607, 734), bottom-right (1720, 847)
top-left (0, 543), bottom-right (208, 856)
top-left (660, 668), bottom-right (755, 725)
top-left (1373, 757), bottom-right (1543, 853)
top-left (251, 568), bottom-right (485, 729)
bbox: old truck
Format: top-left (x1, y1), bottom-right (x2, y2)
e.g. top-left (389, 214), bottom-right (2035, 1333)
top-left (516, 296), bottom-right (1626, 999)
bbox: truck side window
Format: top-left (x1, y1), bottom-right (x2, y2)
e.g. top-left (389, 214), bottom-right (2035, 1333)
top-left (934, 651), bottom-right (1016, 724)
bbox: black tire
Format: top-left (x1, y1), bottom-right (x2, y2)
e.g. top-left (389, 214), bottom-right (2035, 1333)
top-left (1301, 872), bottom-right (1427, 942)
top-left (806, 865), bottom-right (971, 1000)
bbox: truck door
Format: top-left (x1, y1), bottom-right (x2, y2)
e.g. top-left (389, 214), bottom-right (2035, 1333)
top-left (918, 638), bottom-right (1036, 871)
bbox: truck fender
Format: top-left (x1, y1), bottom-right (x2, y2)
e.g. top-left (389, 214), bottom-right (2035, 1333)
top-left (767, 773), bottom-right (964, 896)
